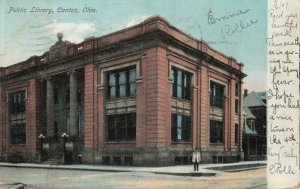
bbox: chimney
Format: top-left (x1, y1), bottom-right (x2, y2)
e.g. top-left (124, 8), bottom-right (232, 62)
top-left (244, 89), bottom-right (248, 98)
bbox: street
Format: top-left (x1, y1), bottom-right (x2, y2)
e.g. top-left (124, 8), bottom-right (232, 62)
top-left (0, 167), bottom-right (266, 189)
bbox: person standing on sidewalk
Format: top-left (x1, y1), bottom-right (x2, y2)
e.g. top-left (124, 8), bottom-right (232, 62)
top-left (192, 149), bottom-right (201, 171)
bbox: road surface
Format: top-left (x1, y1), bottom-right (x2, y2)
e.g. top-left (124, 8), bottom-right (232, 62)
top-left (0, 167), bottom-right (266, 189)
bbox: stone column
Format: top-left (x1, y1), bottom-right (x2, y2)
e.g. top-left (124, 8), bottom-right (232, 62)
top-left (69, 70), bottom-right (78, 137)
top-left (46, 77), bottom-right (54, 138)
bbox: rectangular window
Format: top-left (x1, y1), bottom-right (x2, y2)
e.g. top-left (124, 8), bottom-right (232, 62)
top-left (210, 120), bottom-right (224, 143)
top-left (9, 90), bottom-right (26, 114)
top-left (106, 113), bottom-right (136, 141)
top-left (235, 82), bottom-right (239, 97)
top-left (210, 81), bottom-right (224, 108)
top-left (107, 68), bottom-right (136, 99)
top-left (9, 90), bottom-right (26, 144)
top-left (171, 67), bottom-right (191, 100)
top-left (235, 124), bottom-right (239, 144)
top-left (108, 74), bottom-right (116, 99)
top-left (10, 123), bottom-right (26, 145)
top-left (119, 71), bottom-right (126, 97)
top-left (171, 113), bottom-right (191, 142)
top-left (129, 69), bottom-right (136, 96)
top-left (235, 99), bottom-right (239, 113)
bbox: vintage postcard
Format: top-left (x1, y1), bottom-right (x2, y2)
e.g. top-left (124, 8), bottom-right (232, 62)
top-left (0, 0), bottom-right (299, 188)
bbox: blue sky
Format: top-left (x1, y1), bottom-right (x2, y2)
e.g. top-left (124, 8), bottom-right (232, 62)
top-left (0, 0), bottom-right (267, 91)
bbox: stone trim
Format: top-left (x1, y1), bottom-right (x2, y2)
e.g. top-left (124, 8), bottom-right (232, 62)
top-left (208, 77), bottom-right (228, 96)
top-left (168, 61), bottom-right (197, 88)
top-left (98, 60), bottom-right (141, 89)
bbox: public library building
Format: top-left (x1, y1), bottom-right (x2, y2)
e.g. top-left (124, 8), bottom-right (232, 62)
top-left (0, 16), bottom-right (246, 166)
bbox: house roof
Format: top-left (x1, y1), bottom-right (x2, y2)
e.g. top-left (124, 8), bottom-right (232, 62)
top-left (244, 123), bottom-right (258, 135)
top-left (244, 91), bottom-right (266, 107)
top-left (243, 107), bottom-right (256, 119)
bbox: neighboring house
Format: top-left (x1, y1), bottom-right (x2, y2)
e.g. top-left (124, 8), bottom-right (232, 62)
top-left (243, 90), bottom-right (267, 160)
top-left (0, 16), bottom-right (246, 166)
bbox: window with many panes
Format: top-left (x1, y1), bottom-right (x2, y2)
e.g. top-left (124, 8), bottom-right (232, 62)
top-left (171, 113), bottom-right (191, 142)
top-left (235, 99), bottom-right (239, 113)
top-left (235, 82), bottom-right (239, 114)
top-left (235, 82), bottom-right (239, 97)
top-left (210, 81), bottom-right (224, 108)
top-left (9, 90), bottom-right (26, 144)
top-left (210, 120), bottom-right (224, 143)
top-left (107, 68), bottom-right (136, 99)
top-left (171, 67), bottom-right (191, 100)
top-left (106, 113), bottom-right (136, 141)
top-left (235, 124), bottom-right (239, 144)
top-left (9, 90), bottom-right (26, 114)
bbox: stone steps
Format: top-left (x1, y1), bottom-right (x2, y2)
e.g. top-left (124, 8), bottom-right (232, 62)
top-left (42, 154), bottom-right (63, 165)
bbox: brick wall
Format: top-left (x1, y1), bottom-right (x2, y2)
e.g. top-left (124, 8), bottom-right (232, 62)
top-left (84, 64), bottom-right (94, 148)
top-left (200, 65), bottom-right (209, 150)
top-left (27, 79), bottom-right (39, 153)
top-left (136, 56), bottom-right (146, 147)
top-left (144, 47), bottom-right (169, 147)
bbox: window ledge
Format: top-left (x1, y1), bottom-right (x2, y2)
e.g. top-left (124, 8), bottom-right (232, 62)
top-left (136, 76), bottom-right (143, 83)
top-left (97, 84), bottom-right (104, 90)
top-left (9, 144), bottom-right (26, 146)
top-left (209, 143), bottom-right (224, 145)
top-left (210, 106), bottom-right (224, 109)
top-left (171, 141), bottom-right (192, 144)
top-left (104, 141), bottom-right (136, 144)
top-left (171, 97), bottom-right (191, 103)
top-left (106, 96), bottom-right (136, 102)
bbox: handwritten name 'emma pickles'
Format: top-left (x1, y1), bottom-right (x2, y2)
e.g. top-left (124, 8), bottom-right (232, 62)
top-left (220, 19), bottom-right (258, 40)
top-left (7, 7), bottom-right (97, 14)
top-left (207, 8), bottom-right (258, 40)
top-left (207, 9), bottom-right (250, 25)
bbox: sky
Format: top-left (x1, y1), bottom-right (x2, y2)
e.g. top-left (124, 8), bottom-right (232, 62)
top-left (0, 0), bottom-right (267, 92)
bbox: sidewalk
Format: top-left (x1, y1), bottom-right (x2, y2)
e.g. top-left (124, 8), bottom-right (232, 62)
top-left (0, 161), bottom-right (266, 177)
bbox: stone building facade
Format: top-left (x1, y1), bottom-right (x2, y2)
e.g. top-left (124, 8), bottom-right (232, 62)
top-left (0, 16), bottom-right (245, 166)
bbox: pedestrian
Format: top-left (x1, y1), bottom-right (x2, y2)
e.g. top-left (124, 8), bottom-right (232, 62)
top-left (192, 149), bottom-right (201, 171)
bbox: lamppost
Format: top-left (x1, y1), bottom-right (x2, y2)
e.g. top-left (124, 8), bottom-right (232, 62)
top-left (38, 134), bottom-right (45, 162)
top-left (61, 132), bottom-right (69, 163)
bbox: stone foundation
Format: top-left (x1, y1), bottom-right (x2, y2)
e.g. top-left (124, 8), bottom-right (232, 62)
top-left (0, 152), bottom-right (40, 163)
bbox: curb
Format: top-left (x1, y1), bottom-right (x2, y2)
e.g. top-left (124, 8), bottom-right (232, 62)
top-left (0, 163), bottom-right (132, 173)
top-left (0, 163), bottom-right (218, 177)
top-left (225, 166), bottom-right (266, 173)
top-left (153, 172), bottom-right (217, 177)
